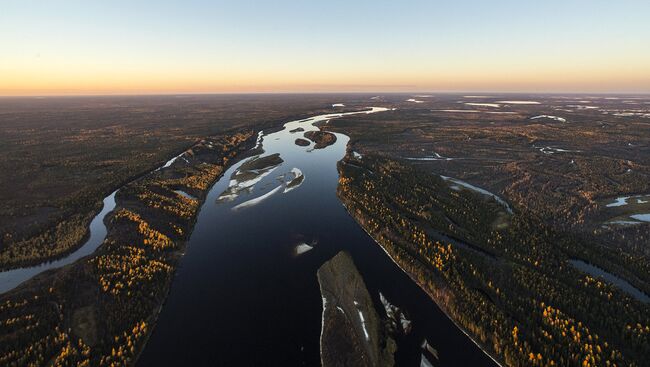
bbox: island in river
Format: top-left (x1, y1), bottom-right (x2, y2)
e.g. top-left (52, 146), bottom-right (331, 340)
top-left (295, 138), bottom-right (311, 146)
top-left (304, 130), bottom-right (337, 149)
top-left (1, 94), bottom-right (647, 367)
top-left (136, 107), bottom-right (495, 367)
top-left (318, 251), bottom-right (396, 367)
top-left (2, 106), bottom-right (493, 367)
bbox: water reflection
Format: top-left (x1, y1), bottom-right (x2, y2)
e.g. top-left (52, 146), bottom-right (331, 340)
top-left (138, 107), bottom-right (496, 366)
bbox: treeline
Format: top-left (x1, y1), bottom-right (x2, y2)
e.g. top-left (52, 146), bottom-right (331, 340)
top-left (0, 210), bottom-right (97, 271)
top-left (337, 154), bottom-right (649, 367)
top-left (0, 95), bottom-right (344, 272)
top-left (0, 131), bottom-right (255, 366)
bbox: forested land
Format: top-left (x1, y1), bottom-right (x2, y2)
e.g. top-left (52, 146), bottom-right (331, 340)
top-left (0, 130), bottom-right (256, 366)
top-left (0, 94), bottom-right (366, 270)
top-left (338, 154), bottom-right (649, 367)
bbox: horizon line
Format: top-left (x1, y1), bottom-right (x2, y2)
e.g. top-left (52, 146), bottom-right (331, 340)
top-left (2, 90), bottom-right (650, 98)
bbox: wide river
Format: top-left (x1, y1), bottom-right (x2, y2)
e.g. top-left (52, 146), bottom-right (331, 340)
top-left (138, 108), bottom-right (496, 366)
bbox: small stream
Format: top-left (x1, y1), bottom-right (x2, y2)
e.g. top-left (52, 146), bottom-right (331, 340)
top-left (0, 191), bottom-right (117, 293)
top-left (0, 149), bottom-right (200, 293)
top-left (0, 146), bottom-right (211, 293)
top-left (570, 259), bottom-right (649, 303)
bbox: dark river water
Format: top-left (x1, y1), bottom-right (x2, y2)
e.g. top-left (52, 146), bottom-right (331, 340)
top-left (137, 108), bottom-right (496, 366)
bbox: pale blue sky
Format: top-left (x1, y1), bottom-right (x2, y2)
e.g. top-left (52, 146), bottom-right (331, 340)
top-left (2, 0), bottom-right (649, 94)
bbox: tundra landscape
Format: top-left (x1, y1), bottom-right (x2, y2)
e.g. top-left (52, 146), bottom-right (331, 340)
top-left (2, 0), bottom-right (649, 366)
top-left (0, 94), bottom-right (648, 366)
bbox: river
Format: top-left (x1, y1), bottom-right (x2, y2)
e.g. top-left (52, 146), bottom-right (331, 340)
top-left (137, 108), bottom-right (496, 366)
top-left (0, 190), bottom-right (117, 293)
top-left (0, 145), bottom-right (205, 293)
top-left (570, 259), bottom-right (649, 303)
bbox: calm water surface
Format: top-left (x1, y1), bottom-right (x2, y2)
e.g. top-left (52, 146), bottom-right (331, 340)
top-left (138, 108), bottom-right (496, 366)
top-left (0, 191), bottom-right (117, 293)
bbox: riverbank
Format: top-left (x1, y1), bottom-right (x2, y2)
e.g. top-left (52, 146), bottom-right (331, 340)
top-left (339, 199), bottom-right (504, 367)
top-left (0, 95), bottom-right (367, 273)
top-left (336, 152), bottom-right (647, 366)
top-left (337, 195), bottom-right (503, 367)
top-left (138, 106), bottom-right (449, 366)
top-left (0, 129), bottom-right (260, 366)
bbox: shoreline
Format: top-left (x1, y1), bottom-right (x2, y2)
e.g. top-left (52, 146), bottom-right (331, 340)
top-left (135, 106), bottom-right (392, 366)
top-left (0, 144), bottom-right (199, 273)
top-left (0, 106), bottom-right (394, 366)
top-left (340, 201), bottom-right (505, 367)
top-left (0, 143), bottom-right (206, 275)
top-left (0, 129), bottom-right (263, 366)
top-left (335, 147), bottom-right (505, 366)
top-left (0, 107), bottom-right (342, 280)
top-left (0, 105), bottom-right (354, 274)
top-left (131, 140), bottom-right (264, 366)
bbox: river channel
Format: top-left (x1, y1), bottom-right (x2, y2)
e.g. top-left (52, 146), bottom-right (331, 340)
top-left (137, 108), bottom-right (496, 366)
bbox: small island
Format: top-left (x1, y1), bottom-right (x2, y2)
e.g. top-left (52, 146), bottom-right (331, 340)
top-left (295, 138), bottom-right (311, 146)
top-left (304, 131), bottom-right (337, 149)
top-left (238, 153), bottom-right (283, 171)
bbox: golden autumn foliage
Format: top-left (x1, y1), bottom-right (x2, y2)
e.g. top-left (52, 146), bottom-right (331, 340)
top-left (114, 209), bottom-right (175, 251)
top-left (0, 130), bottom-right (256, 366)
top-left (337, 155), bottom-right (649, 367)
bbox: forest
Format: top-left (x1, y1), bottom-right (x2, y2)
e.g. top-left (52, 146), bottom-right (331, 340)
top-left (1, 93), bottom-right (648, 366)
top-left (0, 94), bottom-right (363, 271)
top-left (328, 94), bottom-right (650, 265)
top-left (0, 130), bottom-right (256, 366)
top-left (337, 153), bottom-right (649, 367)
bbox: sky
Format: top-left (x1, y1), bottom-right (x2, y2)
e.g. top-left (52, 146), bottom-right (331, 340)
top-left (1, 0), bottom-right (649, 95)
